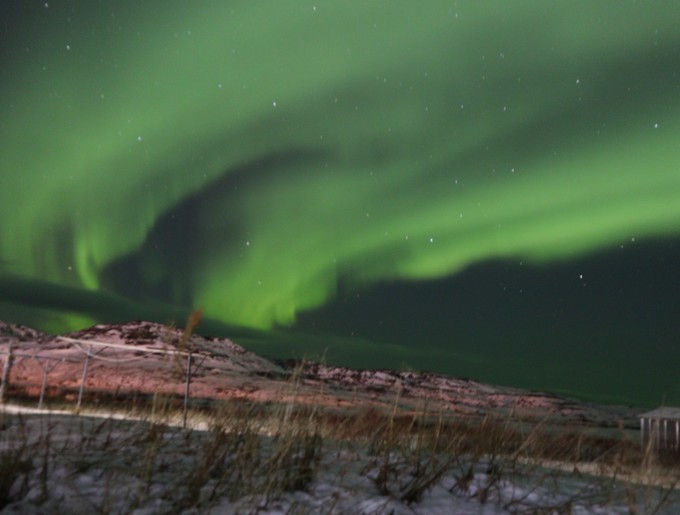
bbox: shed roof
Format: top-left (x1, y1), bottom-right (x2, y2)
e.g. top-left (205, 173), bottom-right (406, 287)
top-left (639, 407), bottom-right (680, 419)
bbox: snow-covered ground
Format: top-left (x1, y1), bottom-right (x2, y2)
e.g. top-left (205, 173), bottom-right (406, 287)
top-left (1, 404), bottom-right (677, 514)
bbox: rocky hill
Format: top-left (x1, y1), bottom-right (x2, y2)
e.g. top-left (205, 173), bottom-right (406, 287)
top-left (0, 320), bottom-right (637, 430)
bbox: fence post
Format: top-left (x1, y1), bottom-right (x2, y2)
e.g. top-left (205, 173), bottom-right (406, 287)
top-left (37, 358), bottom-right (59, 410)
top-left (76, 345), bottom-right (93, 411)
top-left (183, 352), bottom-right (192, 428)
top-left (0, 342), bottom-right (13, 404)
top-left (38, 359), bottom-right (49, 409)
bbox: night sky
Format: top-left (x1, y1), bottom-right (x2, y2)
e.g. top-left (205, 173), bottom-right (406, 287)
top-left (1, 2), bottom-right (679, 406)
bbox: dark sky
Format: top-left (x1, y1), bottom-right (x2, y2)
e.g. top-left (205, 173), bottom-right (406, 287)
top-left (292, 238), bottom-right (680, 406)
top-left (1, 2), bottom-right (679, 406)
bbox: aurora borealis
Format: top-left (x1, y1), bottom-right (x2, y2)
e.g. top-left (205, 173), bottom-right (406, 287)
top-left (1, 2), bottom-right (679, 405)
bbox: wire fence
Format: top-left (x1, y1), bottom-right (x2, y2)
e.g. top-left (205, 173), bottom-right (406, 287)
top-left (0, 336), bottom-right (206, 427)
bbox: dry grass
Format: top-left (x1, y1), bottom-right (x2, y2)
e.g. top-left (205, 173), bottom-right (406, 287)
top-left (1, 364), bottom-right (679, 513)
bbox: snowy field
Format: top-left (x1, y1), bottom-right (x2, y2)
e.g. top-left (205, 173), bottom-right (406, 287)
top-left (1, 404), bottom-right (678, 514)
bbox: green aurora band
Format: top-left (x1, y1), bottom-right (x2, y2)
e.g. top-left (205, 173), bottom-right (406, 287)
top-left (1, 2), bottom-right (679, 334)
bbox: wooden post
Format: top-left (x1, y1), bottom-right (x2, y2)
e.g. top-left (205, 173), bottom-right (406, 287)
top-left (183, 352), bottom-right (192, 428)
top-left (0, 342), bottom-right (13, 404)
top-left (655, 419), bottom-right (659, 451)
top-left (39, 361), bottom-right (49, 409)
top-left (77, 345), bottom-right (93, 411)
top-left (37, 358), bottom-right (60, 409)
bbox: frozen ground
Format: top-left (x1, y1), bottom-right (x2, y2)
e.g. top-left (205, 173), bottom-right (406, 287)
top-left (1, 321), bottom-right (676, 513)
top-left (1, 404), bottom-right (678, 514)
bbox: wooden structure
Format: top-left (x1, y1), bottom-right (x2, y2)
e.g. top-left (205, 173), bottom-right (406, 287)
top-left (640, 407), bottom-right (680, 454)
top-left (1, 336), bottom-right (204, 428)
